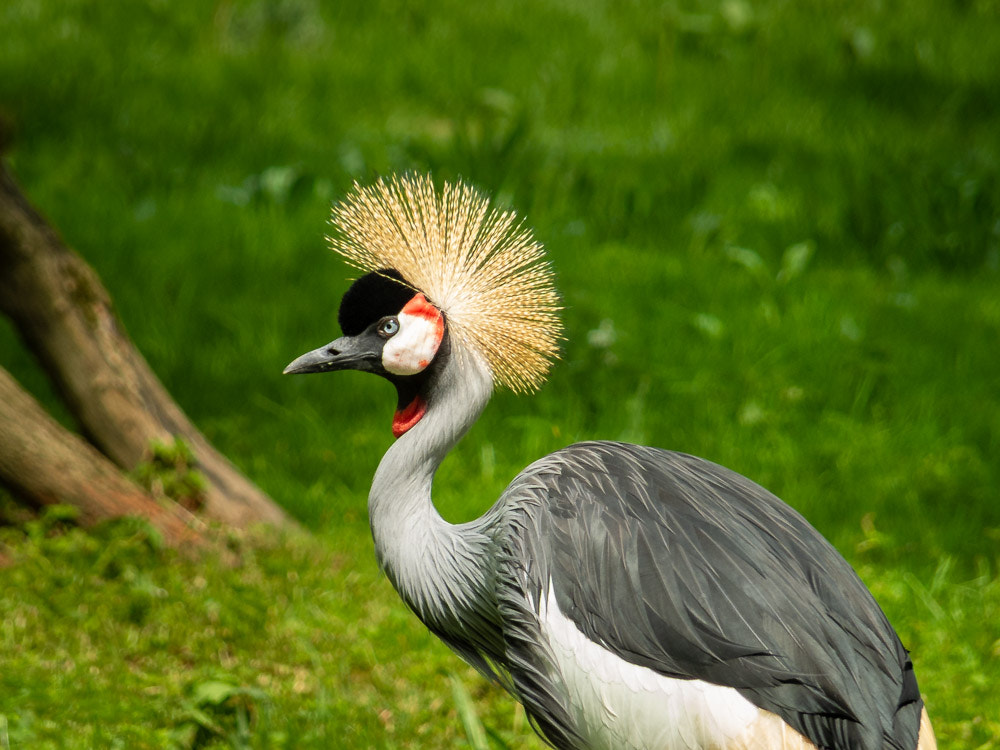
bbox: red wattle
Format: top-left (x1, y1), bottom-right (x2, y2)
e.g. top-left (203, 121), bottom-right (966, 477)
top-left (392, 396), bottom-right (427, 438)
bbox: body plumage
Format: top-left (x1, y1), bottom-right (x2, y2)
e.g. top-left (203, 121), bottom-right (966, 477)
top-left (285, 174), bottom-right (935, 750)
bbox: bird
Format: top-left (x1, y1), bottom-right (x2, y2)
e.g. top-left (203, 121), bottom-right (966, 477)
top-left (284, 174), bottom-right (937, 750)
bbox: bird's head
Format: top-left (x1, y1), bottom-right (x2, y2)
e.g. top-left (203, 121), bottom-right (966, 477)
top-left (284, 174), bottom-right (562, 438)
top-left (283, 268), bottom-right (447, 437)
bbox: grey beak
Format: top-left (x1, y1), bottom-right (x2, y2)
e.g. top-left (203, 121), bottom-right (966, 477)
top-left (283, 335), bottom-right (383, 375)
top-left (283, 341), bottom-right (341, 374)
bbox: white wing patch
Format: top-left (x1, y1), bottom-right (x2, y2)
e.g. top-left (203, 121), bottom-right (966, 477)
top-left (537, 585), bottom-right (761, 750)
top-left (382, 293), bottom-right (445, 376)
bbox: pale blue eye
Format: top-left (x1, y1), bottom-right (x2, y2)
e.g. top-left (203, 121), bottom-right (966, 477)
top-left (379, 317), bottom-right (400, 337)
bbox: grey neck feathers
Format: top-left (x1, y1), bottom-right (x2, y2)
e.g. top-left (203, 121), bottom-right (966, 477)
top-left (368, 342), bottom-right (496, 636)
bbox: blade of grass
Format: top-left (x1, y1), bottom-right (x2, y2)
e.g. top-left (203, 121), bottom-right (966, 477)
top-left (450, 673), bottom-right (489, 750)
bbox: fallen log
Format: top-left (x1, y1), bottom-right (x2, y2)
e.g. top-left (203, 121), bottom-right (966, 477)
top-left (0, 160), bottom-right (290, 531)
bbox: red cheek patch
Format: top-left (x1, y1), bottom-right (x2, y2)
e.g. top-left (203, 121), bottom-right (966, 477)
top-left (382, 293), bottom-right (445, 376)
top-left (392, 395), bottom-right (427, 438)
top-left (401, 293), bottom-right (444, 343)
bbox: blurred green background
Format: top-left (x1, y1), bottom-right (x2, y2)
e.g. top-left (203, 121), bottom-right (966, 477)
top-left (1, 0), bottom-right (998, 747)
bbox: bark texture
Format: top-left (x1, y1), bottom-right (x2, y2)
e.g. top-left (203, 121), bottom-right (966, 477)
top-left (0, 161), bottom-right (289, 530)
top-left (0, 366), bottom-right (200, 545)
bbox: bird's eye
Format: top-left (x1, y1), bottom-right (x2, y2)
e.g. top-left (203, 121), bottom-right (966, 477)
top-left (378, 317), bottom-right (400, 338)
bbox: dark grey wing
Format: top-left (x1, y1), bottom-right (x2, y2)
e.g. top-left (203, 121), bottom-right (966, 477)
top-left (498, 440), bottom-right (922, 750)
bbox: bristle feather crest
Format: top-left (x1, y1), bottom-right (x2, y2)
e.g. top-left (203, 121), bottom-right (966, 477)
top-left (328, 174), bottom-right (562, 392)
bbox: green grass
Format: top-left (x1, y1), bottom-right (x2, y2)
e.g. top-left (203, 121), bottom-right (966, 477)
top-left (0, 516), bottom-right (546, 749)
top-left (0, 515), bottom-right (997, 748)
top-left (1, 0), bottom-right (999, 747)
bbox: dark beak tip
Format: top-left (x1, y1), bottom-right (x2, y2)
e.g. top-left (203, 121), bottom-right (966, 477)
top-left (283, 351), bottom-right (326, 376)
top-left (284, 338), bottom-right (358, 376)
top-left (283, 359), bottom-right (322, 376)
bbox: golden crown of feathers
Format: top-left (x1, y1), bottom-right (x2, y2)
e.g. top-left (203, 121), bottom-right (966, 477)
top-left (328, 174), bottom-right (563, 392)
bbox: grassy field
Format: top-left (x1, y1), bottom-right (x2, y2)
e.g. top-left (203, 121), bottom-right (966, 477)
top-left (1, 0), bottom-right (999, 747)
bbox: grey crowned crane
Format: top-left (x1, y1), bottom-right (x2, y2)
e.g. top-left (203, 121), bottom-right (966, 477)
top-left (285, 174), bottom-right (936, 750)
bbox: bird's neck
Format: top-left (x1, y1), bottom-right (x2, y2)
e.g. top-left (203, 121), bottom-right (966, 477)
top-left (368, 344), bottom-right (495, 633)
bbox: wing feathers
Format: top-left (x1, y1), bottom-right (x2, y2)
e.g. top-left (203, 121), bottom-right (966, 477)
top-left (500, 440), bottom-right (923, 750)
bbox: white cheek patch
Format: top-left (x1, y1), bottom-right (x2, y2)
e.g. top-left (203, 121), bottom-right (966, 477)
top-left (382, 294), bottom-right (445, 376)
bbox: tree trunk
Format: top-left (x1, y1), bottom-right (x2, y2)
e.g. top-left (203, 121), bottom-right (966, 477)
top-left (0, 366), bottom-right (201, 546)
top-left (0, 161), bottom-right (289, 529)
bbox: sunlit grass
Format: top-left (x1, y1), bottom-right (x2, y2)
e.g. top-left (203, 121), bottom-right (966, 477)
top-left (0, 516), bottom-right (996, 748)
top-left (0, 517), bottom-right (547, 749)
